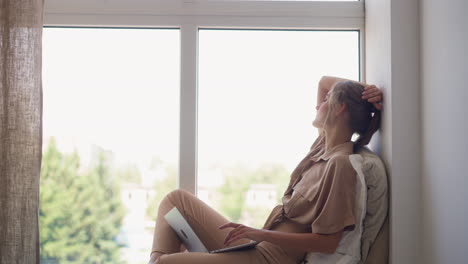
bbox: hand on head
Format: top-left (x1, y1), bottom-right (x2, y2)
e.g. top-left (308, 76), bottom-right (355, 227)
top-left (361, 84), bottom-right (383, 111)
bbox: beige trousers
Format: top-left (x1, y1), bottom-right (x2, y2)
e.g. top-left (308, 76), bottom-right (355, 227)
top-left (151, 189), bottom-right (307, 264)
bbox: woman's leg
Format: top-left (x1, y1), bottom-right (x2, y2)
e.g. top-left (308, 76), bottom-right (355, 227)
top-left (150, 189), bottom-right (251, 257)
top-left (157, 249), bottom-right (268, 264)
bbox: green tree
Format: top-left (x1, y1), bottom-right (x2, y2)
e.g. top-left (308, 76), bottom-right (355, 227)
top-left (115, 163), bottom-right (141, 184)
top-left (251, 163), bottom-right (290, 203)
top-left (40, 138), bottom-right (125, 264)
top-left (215, 166), bottom-right (251, 222)
top-left (242, 206), bottom-right (274, 229)
top-left (215, 163), bottom-right (290, 223)
top-left (145, 164), bottom-right (177, 221)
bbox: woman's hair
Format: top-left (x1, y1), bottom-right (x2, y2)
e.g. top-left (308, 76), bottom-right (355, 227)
top-left (323, 81), bottom-right (381, 152)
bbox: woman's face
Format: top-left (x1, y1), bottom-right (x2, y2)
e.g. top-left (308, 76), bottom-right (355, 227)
top-left (312, 92), bottom-right (332, 128)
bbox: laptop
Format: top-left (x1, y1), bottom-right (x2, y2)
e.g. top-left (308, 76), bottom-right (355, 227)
top-left (163, 207), bottom-right (260, 254)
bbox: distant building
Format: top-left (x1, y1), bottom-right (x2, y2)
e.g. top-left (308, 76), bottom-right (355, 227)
top-left (197, 167), bottom-right (225, 207)
top-left (118, 184), bottom-right (156, 263)
top-left (239, 184), bottom-right (278, 228)
top-left (245, 184), bottom-right (277, 208)
top-left (121, 184), bottom-right (155, 221)
top-left (198, 185), bottom-right (221, 208)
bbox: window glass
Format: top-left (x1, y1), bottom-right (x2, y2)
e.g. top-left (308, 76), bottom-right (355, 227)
top-left (41, 28), bottom-right (179, 264)
top-left (197, 0), bottom-right (358, 2)
top-left (198, 29), bottom-right (359, 228)
top-left (196, 0), bottom-right (358, 2)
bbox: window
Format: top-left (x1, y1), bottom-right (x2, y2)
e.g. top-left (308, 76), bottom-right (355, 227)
top-left (43, 1), bottom-right (363, 263)
top-left (211, 0), bottom-right (359, 1)
top-left (198, 29), bottom-right (359, 228)
top-left (41, 28), bottom-right (179, 264)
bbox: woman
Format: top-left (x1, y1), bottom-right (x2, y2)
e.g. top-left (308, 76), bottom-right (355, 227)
top-left (148, 76), bottom-right (383, 264)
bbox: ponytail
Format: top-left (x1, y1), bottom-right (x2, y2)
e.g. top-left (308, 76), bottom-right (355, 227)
top-left (353, 109), bottom-right (381, 152)
top-left (325, 81), bottom-right (382, 153)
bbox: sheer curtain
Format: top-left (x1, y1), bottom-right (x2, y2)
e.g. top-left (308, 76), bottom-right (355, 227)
top-left (0, 1), bottom-right (44, 263)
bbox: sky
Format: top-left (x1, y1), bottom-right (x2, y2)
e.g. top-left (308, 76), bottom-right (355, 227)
top-left (42, 27), bottom-right (359, 178)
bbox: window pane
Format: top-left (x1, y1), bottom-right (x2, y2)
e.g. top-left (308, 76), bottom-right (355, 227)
top-left (41, 28), bottom-right (179, 264)
top-left (198, 29), bottom-right (359, 228)
top-left (196, 0), bottom-right (358, 2)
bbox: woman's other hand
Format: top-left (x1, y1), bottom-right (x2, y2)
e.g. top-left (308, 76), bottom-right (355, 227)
top-left (219, 222), bottom-right (267, 246)
top-left (361, 84), bottom-right (383, 110)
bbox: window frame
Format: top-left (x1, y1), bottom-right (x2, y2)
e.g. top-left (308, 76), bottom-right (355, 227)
top-left (44, 0), bottom-right (365, 195)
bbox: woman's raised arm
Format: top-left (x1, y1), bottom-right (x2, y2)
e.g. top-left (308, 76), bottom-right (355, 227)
top-left (316, 76), bottom-right (355, 136)
top-left (317, 76), bottom-right (350, 106)
top-left (317, 76), bottom-right (383, 110)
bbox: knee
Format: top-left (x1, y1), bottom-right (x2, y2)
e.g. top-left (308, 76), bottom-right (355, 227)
top-left (165, 189), bottom-right (193, 205)
top-left (167, 188), bottom-right (189, 199)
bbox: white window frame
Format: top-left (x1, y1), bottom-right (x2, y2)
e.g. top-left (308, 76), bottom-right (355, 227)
top-left (44, 0), bottom-right (365, 195)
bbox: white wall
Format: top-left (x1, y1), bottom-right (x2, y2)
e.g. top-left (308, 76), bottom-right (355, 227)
top-left (368, 0), bottom-right (468, 263)
top-left (421, 1), bottom-right (468, 263)
top-left (366, 0), bottom-right (421, 263)
top-left (365, 0), bottom-right (391, 160)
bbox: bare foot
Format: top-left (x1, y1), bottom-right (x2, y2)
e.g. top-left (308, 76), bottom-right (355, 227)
top-left (148, 252), bottom-right (164, 264)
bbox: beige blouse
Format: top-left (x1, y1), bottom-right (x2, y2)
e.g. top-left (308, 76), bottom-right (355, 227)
top-left (262, 133), bottom-right (357, 235)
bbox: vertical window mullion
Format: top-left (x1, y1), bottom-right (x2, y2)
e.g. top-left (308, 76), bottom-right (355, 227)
top-left (359, 29), bottom-right (365, 82)
top-left (179, 24), bottom-right (198, 195)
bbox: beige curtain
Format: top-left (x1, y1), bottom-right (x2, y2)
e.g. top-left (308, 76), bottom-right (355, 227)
top-left (0, 0), bottom-right (44, 263)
